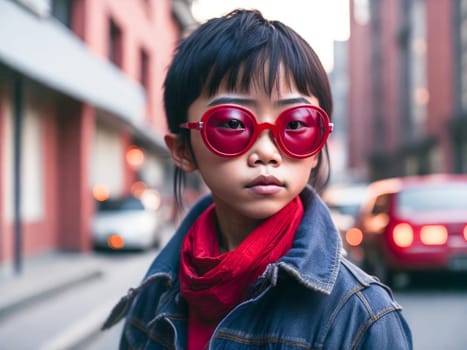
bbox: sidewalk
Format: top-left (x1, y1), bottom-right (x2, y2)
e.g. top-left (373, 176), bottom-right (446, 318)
top-left (0, 223), bottom-right (175, 349)
top-left (0, 251), bottom-right (104, 320)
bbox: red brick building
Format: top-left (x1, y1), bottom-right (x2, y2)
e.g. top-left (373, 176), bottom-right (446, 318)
top-left (347, 0), bottom-right (467, 181)
top-left (0, 0), bottom-right (195, 271)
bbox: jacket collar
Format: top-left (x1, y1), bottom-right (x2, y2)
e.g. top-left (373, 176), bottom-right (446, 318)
top-left (277, 186), bottom-right (343, 294)
top-left (146, 185), bottom-right (342, 295)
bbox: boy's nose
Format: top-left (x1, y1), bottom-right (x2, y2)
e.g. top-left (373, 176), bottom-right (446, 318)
top-left (247, 130), bottom-right (282, 166)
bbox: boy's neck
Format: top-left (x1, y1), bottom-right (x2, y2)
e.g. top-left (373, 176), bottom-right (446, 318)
top-left (214, 208), bottom-right (263, 252)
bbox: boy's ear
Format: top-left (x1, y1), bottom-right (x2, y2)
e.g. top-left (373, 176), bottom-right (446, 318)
top-left (164, 133), bottom-right (197, 172)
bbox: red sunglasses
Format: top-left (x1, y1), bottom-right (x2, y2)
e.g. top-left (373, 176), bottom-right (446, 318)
top-left (179, 104), bottom-right (333, 159)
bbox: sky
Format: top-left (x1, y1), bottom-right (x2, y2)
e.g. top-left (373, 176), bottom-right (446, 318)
top-left (191, 0), bottom-right (350, 72)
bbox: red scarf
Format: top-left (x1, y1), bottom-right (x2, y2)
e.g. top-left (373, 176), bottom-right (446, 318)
top-left (179, 196), bottom-right (304, 350)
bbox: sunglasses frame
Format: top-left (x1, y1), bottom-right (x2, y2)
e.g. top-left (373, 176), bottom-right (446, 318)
top-left (179, 104), bottom-right (333, 159)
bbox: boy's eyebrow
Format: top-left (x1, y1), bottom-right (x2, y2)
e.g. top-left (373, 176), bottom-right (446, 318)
top-left (207, 96), bottom-right (312, 107)
top-left (275, 97), bottom-right (312, 106)
top-left (207, 97), bottom-right (257, 107)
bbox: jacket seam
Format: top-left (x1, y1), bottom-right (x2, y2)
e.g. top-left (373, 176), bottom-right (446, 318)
top-left (355, 290), bottom-right (376, 319)
top-left (351, 304), bottom-right (404, 349)
top-left (314, 283), bottom-right (365, 348)
top-left (127, 317), bottom-right (175, 350)
top-left (215, 330), bottom-right (310, 349)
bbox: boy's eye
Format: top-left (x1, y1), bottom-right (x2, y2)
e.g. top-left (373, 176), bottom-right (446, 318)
top-left (286, 120), bottom-right (306, 130)
top-left (220, 119), bottom-right (245, 129)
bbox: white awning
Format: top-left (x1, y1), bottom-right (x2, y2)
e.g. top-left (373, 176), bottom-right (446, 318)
top-left (0, 0), bottom-right (145, 125)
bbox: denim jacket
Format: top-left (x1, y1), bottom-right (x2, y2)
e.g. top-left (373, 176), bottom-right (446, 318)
top-left (105, 186), bottom-right (413, 349)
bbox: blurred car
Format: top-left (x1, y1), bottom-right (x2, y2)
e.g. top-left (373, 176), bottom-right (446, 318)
top-left (92, 192), bottom-right (162, 250)
top-left (322, 183), bottom-right (368, 260)
top-left (349, 174), bottom-right (467, 285)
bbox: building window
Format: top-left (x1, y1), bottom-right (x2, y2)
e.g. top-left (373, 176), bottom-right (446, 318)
top-left (21, 105), bottom-right (44, 220)
top-left (459, 0), bottom-right (467, 111)
top-left (141, 0), bottom-right (151, 15)
top-left (91, 124), bottom-right (124, 197)
top-left (109, 18), bottom-right (123, 68)
top-left (51, 0), bottom-right (73, 28)
top-left (139, 48), bottom-right (150, 93)
top-left (353, 0), bottom-right (370, 25)
top-left (409, 0), bottom-right (428, 138)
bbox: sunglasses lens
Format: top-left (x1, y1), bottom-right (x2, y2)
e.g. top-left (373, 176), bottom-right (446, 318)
top-left (204, 107), bottom-right (254, 156)
top-left (279, 107), bottom-right (327, 156)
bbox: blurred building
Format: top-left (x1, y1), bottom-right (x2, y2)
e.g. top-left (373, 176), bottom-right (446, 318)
top-left (347, 0), bottom-right (467, 181)
top-left (0, 0), bottom-right (196, 271)
top-left (329, 40), bottom-right (350, 183)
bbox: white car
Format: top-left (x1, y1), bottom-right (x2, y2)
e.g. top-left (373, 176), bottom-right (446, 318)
top-left (92, 194), bottom-right (162, 250)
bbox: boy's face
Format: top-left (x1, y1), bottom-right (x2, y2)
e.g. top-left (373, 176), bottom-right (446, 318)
top-left (168, 75), bottom-right (320, 222)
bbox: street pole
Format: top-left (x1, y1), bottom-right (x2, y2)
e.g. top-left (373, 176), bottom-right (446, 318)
top-left (13, 74), bottom-right (23, 274)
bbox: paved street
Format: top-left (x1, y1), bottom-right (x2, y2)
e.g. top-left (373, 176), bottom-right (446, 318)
top-left (396, 273), bottom-right (467, 350)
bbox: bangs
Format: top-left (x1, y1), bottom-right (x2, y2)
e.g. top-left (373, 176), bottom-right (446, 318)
top-left (204, 25), bottom-right (317, 99)
top-left (206, 49), bottom-right (297, 97)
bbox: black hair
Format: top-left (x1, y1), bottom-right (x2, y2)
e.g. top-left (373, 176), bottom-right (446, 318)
top-left (163, 9), bottom-right (333, 208)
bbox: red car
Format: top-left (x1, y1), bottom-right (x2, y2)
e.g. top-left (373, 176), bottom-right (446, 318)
top-left (348, 174), bottom-right (467, 285)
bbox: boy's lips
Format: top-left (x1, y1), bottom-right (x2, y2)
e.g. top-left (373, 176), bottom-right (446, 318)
top-left (245, 175), bottom-right (284, 194)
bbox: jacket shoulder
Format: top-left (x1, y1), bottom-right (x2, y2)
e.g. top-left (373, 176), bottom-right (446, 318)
top-left (317, 258), bottom-right (412, 349)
